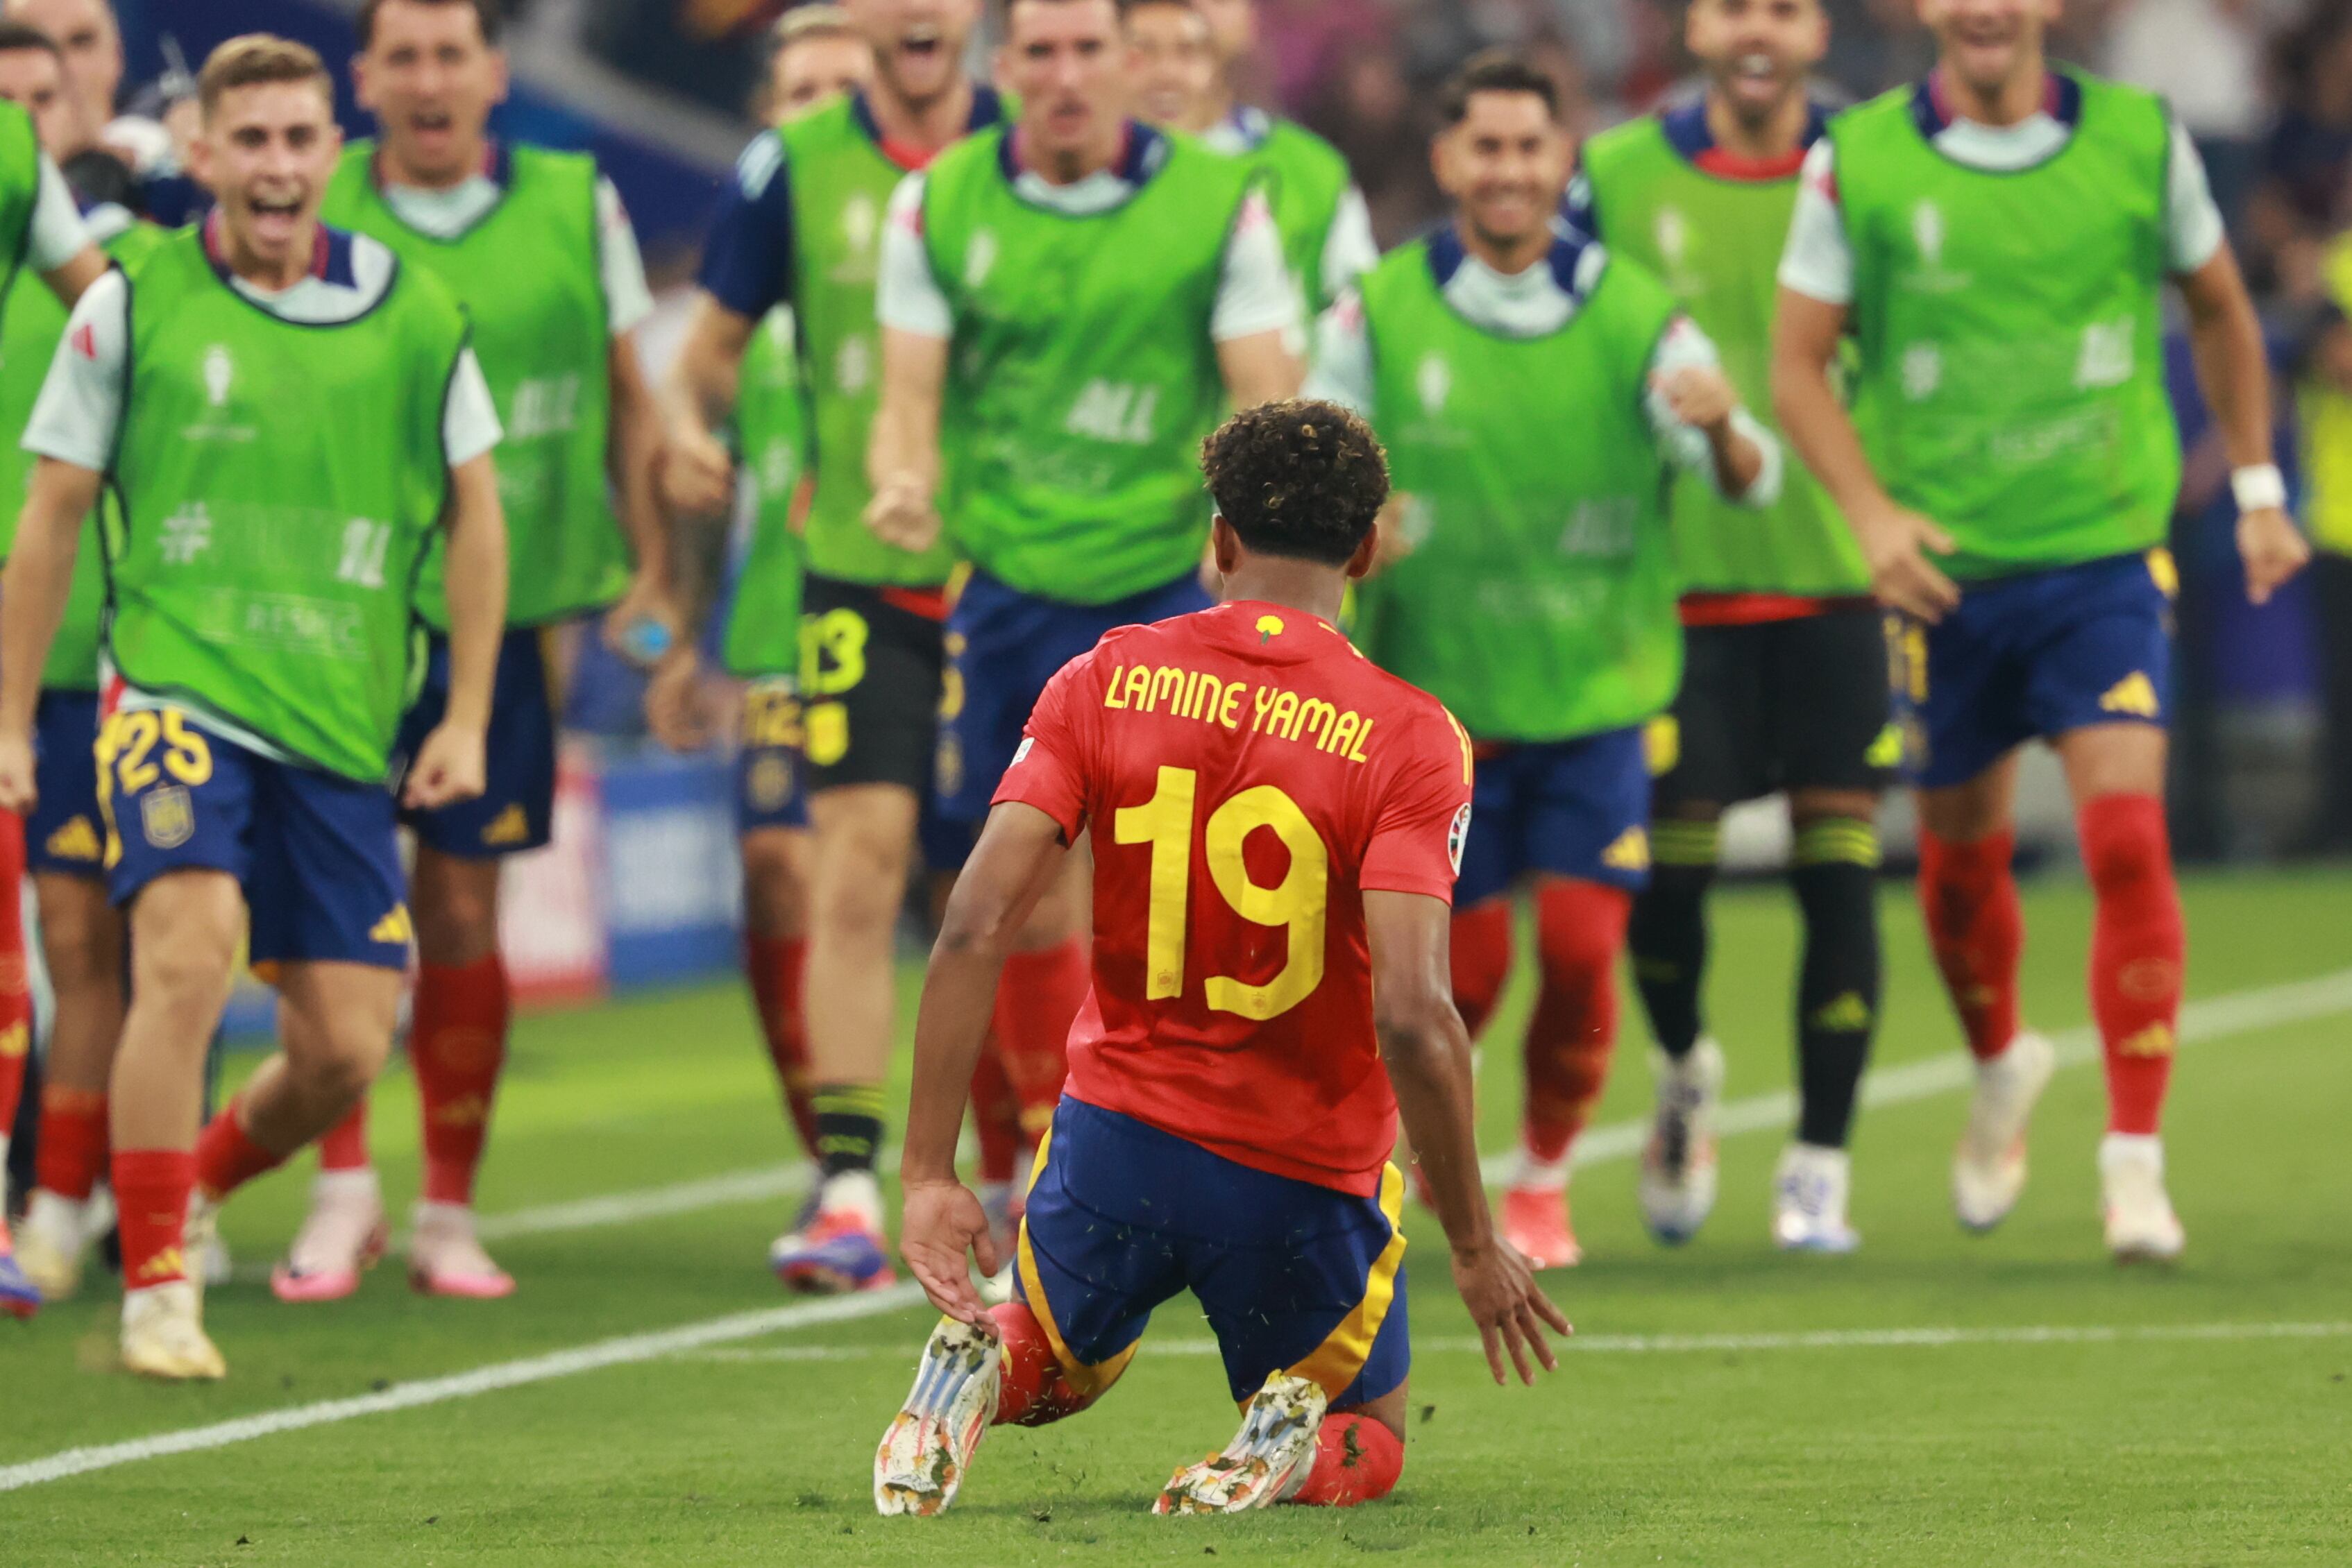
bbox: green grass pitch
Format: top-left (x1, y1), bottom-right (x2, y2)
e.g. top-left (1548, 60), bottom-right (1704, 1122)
top-left (6, 869), bottom-right (2350, 1565)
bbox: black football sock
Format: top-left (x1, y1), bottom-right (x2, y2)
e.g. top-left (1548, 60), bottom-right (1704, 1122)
top-left (811, 1082), bottom-right (886, 1179)
top-left (1791, 819), bottom-right (1882, 1150)
top-left (1629, 819), bottom-right (1718, 1060)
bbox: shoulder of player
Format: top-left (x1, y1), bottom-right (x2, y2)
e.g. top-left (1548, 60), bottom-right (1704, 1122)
top-left (1357, 671), bottom-right (1473, 781)
top-left (1822, 82), bottom-right (1915, 146)
top-left (1258, 115), bottom-right (1348, 173)
top-left (1578, 113), bottom-right (1664, 176)
top-left (503, 141), bottom-right (601, 194)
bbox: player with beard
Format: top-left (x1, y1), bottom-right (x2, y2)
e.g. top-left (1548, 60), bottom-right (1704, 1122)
top-left (665, 0), bottom-right (1007, 1293)
top-left (1128, 0), bottom-right (1373, 324)
top-left (1314, 53), bottom-right (1779, 1270)
top-left (1570, 0), bottom-right (1890, 1252)
top-left (1773, 0), bottom-right (2305, 1258)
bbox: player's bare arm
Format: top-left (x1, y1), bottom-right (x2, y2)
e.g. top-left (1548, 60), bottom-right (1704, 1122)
top-left (2174, 244), bottom-right (2310, 605)
top-left (404, 450), bottom-right (507, 811)
top-left (1772, 285), bottom-right (1959, 622)
top-left (0, 456), bottom-right (103, 812)
top-left (899, 799), bottom-right (1070, 1324)
top-left (1217, 324), bottom-right (1303, 409)
top-left (1364, 888), bottom-right (1571, 1386)
top-left (600, 330), bottom-right (679, 656)
top-left (1652, 361), bottom-right (1768, 498)
top-left (659, 294), bottom-right (756, 518)
top-left (863, 324), bottom-right (949, 552)
top-left (38, 242), bottom-right (107, 306)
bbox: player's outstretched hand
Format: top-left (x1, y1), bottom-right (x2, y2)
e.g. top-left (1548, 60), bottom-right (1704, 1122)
top-left (1452, 1237), bottom-right (1572, 1387)
top-left (901, 1178), bottom-right (1004, 1327)
top-left (2237, 505), bottom-right (2310, 606)
top-left (403, 722), bottom-right (489, 812)
top-left (1650, 364), bottom-right (1738, 434)
top-left (1854, 499), bottom-right (1962, 624)
top-left (661, 425), bottom-right (736, 519)
top-left (864, 478), bottom-right (943, 554)
top-left (0, 731), bottom-right (36, 816)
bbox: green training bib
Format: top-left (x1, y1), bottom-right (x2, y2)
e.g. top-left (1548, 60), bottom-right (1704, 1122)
top-left (723, 306), bottom-right (807, 677)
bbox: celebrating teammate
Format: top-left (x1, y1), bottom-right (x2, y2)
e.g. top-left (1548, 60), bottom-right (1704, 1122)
top-left (256, 0), bottom-right (666, 1304)
top-left (1317, 53), bottom-right (1779, 1269)
top-left (1772, 0), bottom-right (2306, 1259)
top-left (1573, 0), bottom-right (1888, 1251)
top-left (665, 0), bottom-right (1004, 1295)
top-left (1126, 0), bottom-right (1375, 322)
top-left (873, 400), bottom-right (1566, 1517)
top-left (0, 35), bottom-right (507, 1377)
top-left (860, 0), bottom-right (1298, 1281)
top-left (0, 18), bottom-right (161, 1312)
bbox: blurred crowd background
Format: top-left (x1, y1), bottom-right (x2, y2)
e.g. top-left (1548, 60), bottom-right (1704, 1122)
top-left (84, 0), bottom-right (2352, 866)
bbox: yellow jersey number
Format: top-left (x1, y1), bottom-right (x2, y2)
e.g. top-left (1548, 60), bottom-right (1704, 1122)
top-left (1111, 765), bottom-right (1328, 1021)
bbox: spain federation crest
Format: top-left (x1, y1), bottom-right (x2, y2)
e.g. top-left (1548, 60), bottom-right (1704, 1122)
top-left (141, 783), bottom-right (194, 849)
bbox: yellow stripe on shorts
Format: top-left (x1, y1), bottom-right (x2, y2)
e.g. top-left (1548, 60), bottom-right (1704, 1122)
top-left (1283, 1161), bottom-right (1408, 1402)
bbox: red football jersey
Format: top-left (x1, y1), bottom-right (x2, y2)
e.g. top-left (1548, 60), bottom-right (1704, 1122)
top-left (994, 599), bottom-right (1474, 1195)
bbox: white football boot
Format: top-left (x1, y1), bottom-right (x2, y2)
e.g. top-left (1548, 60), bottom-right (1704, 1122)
top-left (1638, 1039), bottom-right (1723, 1245)
top-left (1154, 1372), bottom-right (1330, 1515)
top-left (2099, 1134), bottom-right (2185, 1263)
top-left (875, 1317), bottom-right (1003, 1517)
top-left (272, 1170), bottom-right (389, 1302)
top-left (1770, 1143), bottom-right (1860, 1253)
top-left (409, 1202), bottom-right (516, 1298)
top-left (1952, 1028), bottom-right (2056, 1232)
top-left (121, 1279), bottom-right (226, 1380)
top-left (15, 1191), bottom-right (93, 1301)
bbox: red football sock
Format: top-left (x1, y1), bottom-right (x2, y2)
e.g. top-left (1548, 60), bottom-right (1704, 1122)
top-left (196, 1099), bottom-right (287, 1201)
top-left (33, 1087), bottom-right (109, 1201)
top-left (319, 1098), bottom-right (371, 1173)
top-left (970, 1034), bottom-right (1022, 1186)
top-left (410, 953), bottom-right (511, 1207)
top-left (745, 933), bottom-right (818, 1159)
top-left (1521, 880), bottom-right (1630, 1166)
top-left (0, 810), bottom-right (29, 1141)
top-left (1917, 826), bottom-right (2024, 1062)
top-left (989, 1300), bottom-right (1093, 1426)
top-left (1285, 1413), bottom-right (1406, 1507)
top-left (1448, 899), bottom-right (1515, 1040)
top-left (115, 1148), bottom-right (195, 1290)
top-left (992, 940), bottom-right (1088, 1141)
top-left (2079, 794), bottom-right (2183, 1135)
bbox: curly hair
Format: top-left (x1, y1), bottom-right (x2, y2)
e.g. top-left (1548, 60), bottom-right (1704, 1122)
top-left (1201, 399), bottom-right (1389, 568)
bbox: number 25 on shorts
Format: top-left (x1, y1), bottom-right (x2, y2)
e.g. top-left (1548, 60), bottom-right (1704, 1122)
top-left (1112, 765), bottom-right (1328, 1021)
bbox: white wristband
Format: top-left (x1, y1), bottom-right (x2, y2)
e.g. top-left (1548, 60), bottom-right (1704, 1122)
top-left (2231, 463), bottom-right (2286, 514)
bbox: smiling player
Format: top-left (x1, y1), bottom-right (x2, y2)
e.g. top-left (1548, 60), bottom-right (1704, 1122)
top-left (872, 400), bottom-right (1565, 1517)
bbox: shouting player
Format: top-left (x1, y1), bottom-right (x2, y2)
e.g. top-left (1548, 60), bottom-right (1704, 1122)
top-left (1126, 0), bottom-right (1375, 323)
top-left (873, 400), bottom-right (1566, 1517)
top-left (0, 35), bottom-right (506, 1377)
top-left (1773, 0), bottom-right (2306, 1259)
top-left (272, 0), bottom-right (666, 1303)
top-left (1574, 0), bottom-right (1889, 1250)
top-left (1317, 54), bottom-right (1779, 1269)
top-left (666, 0), bottom-right (1004, 1293)
top-left (862, 0), bottom-right (1298, 1283)
top-left (1, 17), bottom-right (161, 1311)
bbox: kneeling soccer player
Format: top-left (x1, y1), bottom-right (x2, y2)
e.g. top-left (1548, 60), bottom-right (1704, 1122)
top-left (873, 400), bottom-right (1566, 1517)
top-left (0, 35), bottom-right (507, 1378)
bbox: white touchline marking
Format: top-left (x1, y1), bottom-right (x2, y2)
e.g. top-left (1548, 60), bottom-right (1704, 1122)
top-left (0, 1284), bottom-right (928, 1494)
top-left (678, 1319), bottom-right (2352, 1363)
top-left (15, 967), bottom-right (2351, 1492)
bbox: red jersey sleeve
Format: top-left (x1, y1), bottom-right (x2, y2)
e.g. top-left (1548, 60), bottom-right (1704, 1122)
top-left (990, 650), bottom-right (1097, 842)
top-left (1360, 701), bottom-right (1475, 903)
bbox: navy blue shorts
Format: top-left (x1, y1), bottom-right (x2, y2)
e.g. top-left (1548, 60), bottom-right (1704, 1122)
top-left (1455, 725), bottom-right (1655, 905)
top-left (100, 709), bottom-right (409, 970)
top-left (928, 569), bottom-right (1213, 867)
top-left (28, 690), bottom-right (105, 877)
top-left (736, 676), bottom-right (810, 835)
top-left (1017, 1096), bottom-right (1410, 1408)
top-left (396, 627), bottom-right (558, 858)
top-left (1892, 552), bottom-right (2174, 790)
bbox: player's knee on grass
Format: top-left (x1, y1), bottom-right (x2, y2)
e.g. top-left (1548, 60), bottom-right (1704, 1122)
top-left (409, 848), bottom-right (502, 966)
top-left (1288, 1403), bottom-right (1407, 1508)
top-left (990, 1300), bottom-right (1112, 1427)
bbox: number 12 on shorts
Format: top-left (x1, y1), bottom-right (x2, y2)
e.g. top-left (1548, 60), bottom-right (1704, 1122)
top-left (1112, 765), bottom-right (1328, 1021)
